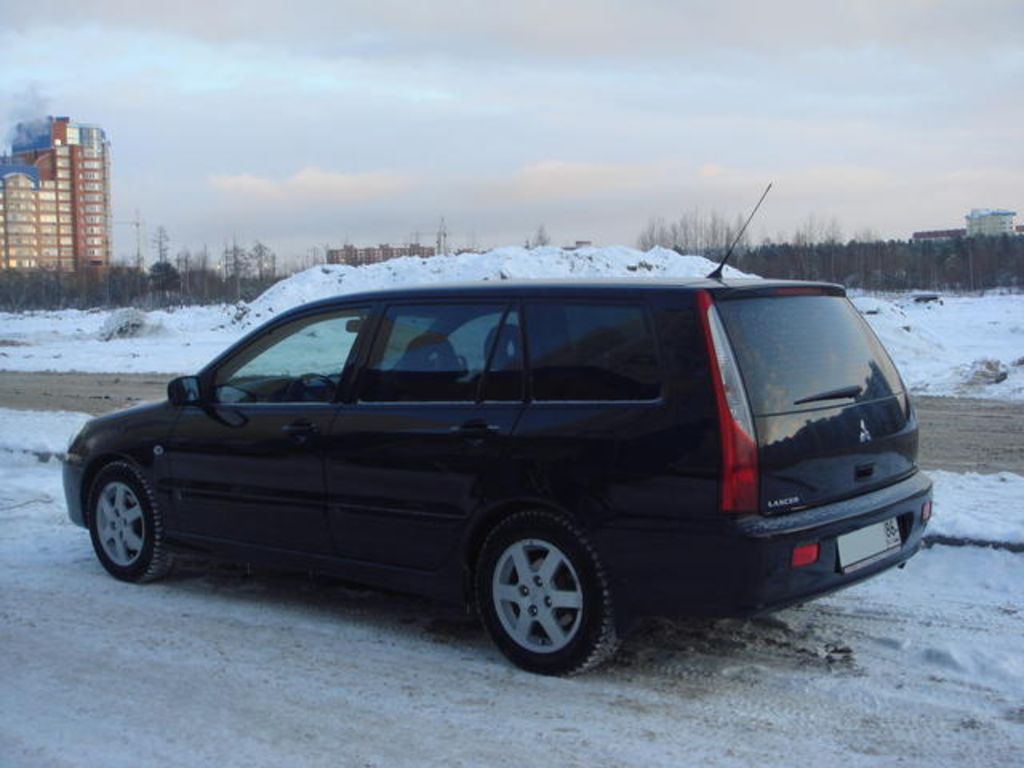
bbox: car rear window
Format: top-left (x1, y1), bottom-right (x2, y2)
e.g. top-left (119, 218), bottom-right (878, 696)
top-left (360, 303), bottom-right (505, 402)
top-left (524, 302), bottom-right (660, 401)
top-left (715, 295), bottom-right (903, 416)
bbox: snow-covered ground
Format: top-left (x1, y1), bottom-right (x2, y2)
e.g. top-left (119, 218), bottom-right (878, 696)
top-left (1, 245), bottom-right (1019, 400)
top-left (851, 293), bottom-right (1024, 400)
top-left (1, 410), bottom-right (1023, 766)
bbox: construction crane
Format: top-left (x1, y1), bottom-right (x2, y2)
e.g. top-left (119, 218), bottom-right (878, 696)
top-left (113, 209), bottom-right (145, 269)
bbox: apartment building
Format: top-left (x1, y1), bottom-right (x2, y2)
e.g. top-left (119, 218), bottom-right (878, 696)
top-left (0, 116), bottom-right (112, 270)
top-left (327, 243), bottom-right (436, 266)
top-left (965, 208), bottom-right (1016, 238)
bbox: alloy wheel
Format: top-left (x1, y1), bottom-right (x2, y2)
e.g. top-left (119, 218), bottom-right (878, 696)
top-left (491, 538), bottom-right (584, 653)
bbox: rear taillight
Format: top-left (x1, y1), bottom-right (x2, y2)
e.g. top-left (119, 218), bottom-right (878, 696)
top-left (698, 291), bottom-right (759, 514)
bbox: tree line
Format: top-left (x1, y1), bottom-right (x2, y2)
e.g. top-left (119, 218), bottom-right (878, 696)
top-left (638, 210), bottom-right (1024, 291)
top-left (3, 214), bottom-right (1021, 312)
top-left (0, 238), bottom-right (284, 312)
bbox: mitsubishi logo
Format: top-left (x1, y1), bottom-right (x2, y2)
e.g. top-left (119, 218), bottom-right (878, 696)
top-left (859, 419), bottom-right (872, 444)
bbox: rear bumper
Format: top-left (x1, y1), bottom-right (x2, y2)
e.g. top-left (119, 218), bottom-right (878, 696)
top-left (600, 471), bottom-right (932, 620)
top-left (728, 471), bottom-right (931, 615)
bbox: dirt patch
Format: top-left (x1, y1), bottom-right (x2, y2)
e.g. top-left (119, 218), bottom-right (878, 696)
top-left (914, 395), bottom-right (1024, 474)
top-left (0, 372), bottom-right (1021, 474)
top-left (0, 371), bottom-right (171, 415)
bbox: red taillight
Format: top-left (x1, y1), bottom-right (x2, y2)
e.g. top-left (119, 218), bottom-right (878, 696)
top-left (697, 291), bottom-right (759, 514)
top-left (921, 501), bottom-right (932, 523)
top-left (791, 543), bottom-right (820, 568)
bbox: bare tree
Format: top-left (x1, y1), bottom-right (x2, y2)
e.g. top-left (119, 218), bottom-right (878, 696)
top-left (532, 224), bottom-right (551, 247)
top-left (175, 248), bottom-right (192, 300)
top-left (636, 209), bottom-right (746, 256)
top-left (152, 226), bottom-right (170, 263)
top-left (251, 241), bottom-right (275, 281)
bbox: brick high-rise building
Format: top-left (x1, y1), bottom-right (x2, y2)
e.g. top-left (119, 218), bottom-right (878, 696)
top-left (327, 243), bottom-right (436, 266)
top-left (0, 116), bottom-right (112, 271)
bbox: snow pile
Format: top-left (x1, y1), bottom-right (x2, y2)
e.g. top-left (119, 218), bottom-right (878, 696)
top-left (959, 358), bottom-right (1009, 387)
top-left (244, 246), bottom-right (747, 324)
top-left (0, 247), bottom-right (748, 374)
top-left (97, 308), bottom-right (151, 341)
top-left (927, 470), bottom-right (1024, 547)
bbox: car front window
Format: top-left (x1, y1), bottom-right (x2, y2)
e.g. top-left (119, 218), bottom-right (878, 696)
top-left (214, 308), bottom-right (367, 404)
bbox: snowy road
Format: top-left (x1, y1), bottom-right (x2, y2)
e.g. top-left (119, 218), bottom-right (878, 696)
top-left (1, 421), bottom-right (1022, 766)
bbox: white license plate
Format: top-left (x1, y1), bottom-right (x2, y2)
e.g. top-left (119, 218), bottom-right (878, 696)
top-left (837, 518), bottom-right (901, 573)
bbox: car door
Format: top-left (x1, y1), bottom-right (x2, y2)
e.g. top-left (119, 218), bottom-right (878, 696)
top-left (165, 306), bottom-right (369, 555)
top-left (324, 302), bottom-right (525, 571)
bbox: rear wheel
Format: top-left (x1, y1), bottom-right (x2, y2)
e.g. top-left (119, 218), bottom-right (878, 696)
top-left (476, 510), bottom-right (618, 675)
top-left (87, 462), bottom-right (173, 583)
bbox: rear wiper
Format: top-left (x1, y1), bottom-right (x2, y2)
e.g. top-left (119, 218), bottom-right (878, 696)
top-left (793, 384), bottom-right (863, 406)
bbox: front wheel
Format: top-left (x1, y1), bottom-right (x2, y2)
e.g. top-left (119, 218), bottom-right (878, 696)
top-left (475, 510), bottom-right (619, 675)
top-left (87, 461), bottom-right (174, 583)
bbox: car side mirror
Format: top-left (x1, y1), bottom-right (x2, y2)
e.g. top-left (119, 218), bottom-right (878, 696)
top-left (168, 375), bottom-right (203, 406)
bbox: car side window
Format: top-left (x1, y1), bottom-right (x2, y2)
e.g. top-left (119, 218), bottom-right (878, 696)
top-left (360, 303), bottom-right (506, 402)
top-left (524, 302), bottom-right (661, 401)
top-left (214, 308), bottom-right (367, 404)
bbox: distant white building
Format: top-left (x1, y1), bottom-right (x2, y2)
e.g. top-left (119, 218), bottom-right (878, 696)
top-left (965, 208), bottom-right (1016, 237)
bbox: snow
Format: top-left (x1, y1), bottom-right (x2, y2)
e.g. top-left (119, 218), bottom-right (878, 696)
top-left (245, 246), bottom-right (748, 319)
top-left (927, 470), bottom-right (1024, 546)
top-left (851, 293), bottom-right (1024, 400)
top-left (0, 303), bottom-right (236, 375)
top-left (0, 408), bottom-right (91, 456)
top-left (2, 246), bottom-right (742, 376)
top-left (0, 245), bottom-right (1021, 402)
top-left (0, 409), bottom-right (1023, 765)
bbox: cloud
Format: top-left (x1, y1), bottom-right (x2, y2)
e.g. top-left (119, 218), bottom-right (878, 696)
top-left (2, 2), bottom-right (1020, 262)
top-left (208, 167), bottom-right (417, 205)
top-left (6, 0), bottom-right (1024, 62)
top-left (479, 160), bottom-right (681, 204)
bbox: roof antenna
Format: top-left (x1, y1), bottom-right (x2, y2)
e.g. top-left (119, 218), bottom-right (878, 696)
top-left (707, 182), bottom-right (773, 280)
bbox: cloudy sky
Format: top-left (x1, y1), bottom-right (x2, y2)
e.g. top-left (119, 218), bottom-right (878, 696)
top-left (2, 1), bottom-right (1022, 263)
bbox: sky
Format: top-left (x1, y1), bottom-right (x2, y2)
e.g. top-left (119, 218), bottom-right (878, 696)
top-left (1, 1), bottom-right (1022, 264)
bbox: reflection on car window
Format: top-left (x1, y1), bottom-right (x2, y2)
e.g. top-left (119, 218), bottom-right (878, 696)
top-left (361, 304), bottom-right (505, 402)
top-left (214, 309), bottom-right (367, 404)
top-left (483, 309), bottom-right (523, 401)
top-left (525, 303), bottom-right (661, 401)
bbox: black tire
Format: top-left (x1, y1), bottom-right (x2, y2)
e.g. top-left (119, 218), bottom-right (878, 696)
top-left (87, 461), bottom-right (174, 583)
top-left (475, 509), bottom-right (619, 675)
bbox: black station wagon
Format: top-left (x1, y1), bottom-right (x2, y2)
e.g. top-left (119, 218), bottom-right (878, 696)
top-left (64, 279), bottom-right (933, 674)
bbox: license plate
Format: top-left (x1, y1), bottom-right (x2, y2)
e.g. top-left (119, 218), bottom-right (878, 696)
top-left (837, 518), bottom-right (901, 573)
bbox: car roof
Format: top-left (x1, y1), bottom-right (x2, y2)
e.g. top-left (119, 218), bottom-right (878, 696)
top-left (288, 277), bottom-right (843, 313)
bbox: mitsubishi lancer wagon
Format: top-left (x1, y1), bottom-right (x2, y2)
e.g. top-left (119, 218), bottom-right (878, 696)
top-left (64, 279), bottom-right (932, 675)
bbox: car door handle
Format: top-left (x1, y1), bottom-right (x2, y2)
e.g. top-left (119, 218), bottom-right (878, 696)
top-left (282, 420), bottom-right (319, 438)
top-left (451, 420), bottom-right (500, 437)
